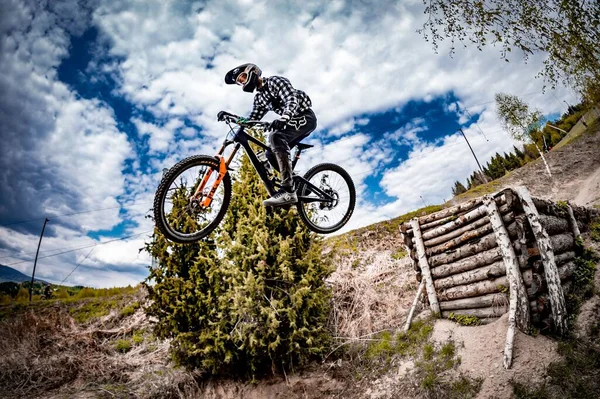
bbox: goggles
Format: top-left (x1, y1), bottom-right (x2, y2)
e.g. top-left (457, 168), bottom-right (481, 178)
top-left (235, 72), bottom-right (249, 86)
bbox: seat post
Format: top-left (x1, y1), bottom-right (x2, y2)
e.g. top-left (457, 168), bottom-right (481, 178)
top-left (292, 147), bottom-right (302, 170)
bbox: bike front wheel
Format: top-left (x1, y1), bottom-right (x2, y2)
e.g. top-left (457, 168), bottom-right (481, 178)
top-left (153, 155), bottom-right (231, 243)
top-left (296, 163), bottom-right (355, 234)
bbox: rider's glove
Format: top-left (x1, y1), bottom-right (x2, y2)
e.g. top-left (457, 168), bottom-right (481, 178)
top-left (269, 115), bottom-right (290, 131)
top-left (217, 111), bottom-right (228, 121)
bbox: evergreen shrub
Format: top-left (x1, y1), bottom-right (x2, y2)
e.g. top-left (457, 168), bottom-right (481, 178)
top-left (145, 152), bottom-right (332, 378)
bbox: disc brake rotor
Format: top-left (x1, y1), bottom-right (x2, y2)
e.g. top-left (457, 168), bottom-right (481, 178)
top-left (319, 188), bottom-right (340, 211)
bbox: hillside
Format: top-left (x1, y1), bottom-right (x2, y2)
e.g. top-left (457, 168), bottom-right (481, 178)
top-left (0, 123), bottom-right (599, 398)
top-left (0, 265), bottom-right (47, 284)
top-left (453, 118), bottom-right (600, 208)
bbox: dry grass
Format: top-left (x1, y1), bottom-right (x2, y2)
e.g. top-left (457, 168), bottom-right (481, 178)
top-left (327, 249), bottom-right (416, 342)
top-left (0, 310), bottom-right (128, 398)
top-left (0, 289), bottom-right (201, 399)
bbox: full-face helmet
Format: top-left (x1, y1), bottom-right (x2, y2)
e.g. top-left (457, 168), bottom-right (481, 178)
top-left (224, 63), bottom-right (262, 93)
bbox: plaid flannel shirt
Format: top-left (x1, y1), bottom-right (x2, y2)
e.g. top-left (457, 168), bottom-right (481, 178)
top-left (247, 76), bottom-right (312, 121)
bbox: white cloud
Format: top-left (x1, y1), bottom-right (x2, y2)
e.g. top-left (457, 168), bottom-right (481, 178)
top-left (0, 0), bottom-right (143, 287)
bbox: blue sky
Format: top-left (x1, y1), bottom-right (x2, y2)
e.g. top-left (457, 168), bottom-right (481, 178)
top-left (0, 0), bottom-right (577, 287)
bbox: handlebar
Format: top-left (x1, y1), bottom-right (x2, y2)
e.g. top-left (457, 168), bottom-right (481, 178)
top-left (219, 112), bottom-right (270, 128)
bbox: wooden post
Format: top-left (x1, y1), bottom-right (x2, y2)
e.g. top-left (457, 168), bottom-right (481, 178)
top-left (404, 280), bottom-right (425, 331)
top-left (515, 186), bottom-right (567, 335)
top-left (484, 196), bottom-right (530, 329)
top-left (566, 203), bottom-right (581, 239)
top-left (410, 218), bottom-right (441, 315)
top-left (483, 196), bottom-right (530, 369)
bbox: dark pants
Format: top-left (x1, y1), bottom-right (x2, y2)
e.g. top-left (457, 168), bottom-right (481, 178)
top-left (266, 108), bottom-right (317, 170)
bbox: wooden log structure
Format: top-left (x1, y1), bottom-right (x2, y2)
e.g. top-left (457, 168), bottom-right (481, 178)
top-left (479, 317), bottom-right (501, 325)
top-left (538, 214), bottom-right (570, 235)
top-left (410, 218), bottom-right (441, 315)
top-left (516, 186), bottom-right (567, 335)
top-left (566, 202), bottom-right (581, 239)
top-left (428, 233), bottom-right (497, 267)
top-left (421, 205), bottom-right (487, 241)
top-left (430, 247), bottom-right (503, 279)
top-left (439, 293), bottom-right (508, 311)
top-left (397, 185), bottom-right (594, 362)
top-left (441, 304), bottom-right (508, 319)
top-left (555, 251), bottom-right (576, 265)
top-left (522, 261), bottom-right (577, 288)
top-left (434, 260), bottom-right (520, 290)
top-left (424, 208), bottom-right (513, 248)
top-left (549, 233), bottom-right (575, 254)
top-left (438, 275), bottom-right (508, 301)
top-left (417, 198), bottom-right (483, 225)
top-left (404, 280), bottom-right (425, 331)
top-left (484, 195), bottom-right (530, 369)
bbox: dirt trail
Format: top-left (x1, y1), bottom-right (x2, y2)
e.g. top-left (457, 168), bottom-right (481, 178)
top-left (494, 123), bottom-right (600, 207)
top-left (431, 315), bottom-right (559, 399)
top-left (453, 123), bottom-right (600, 209)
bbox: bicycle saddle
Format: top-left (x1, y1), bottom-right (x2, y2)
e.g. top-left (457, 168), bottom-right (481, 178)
top-left (296, 143), bottom-right (314, 150)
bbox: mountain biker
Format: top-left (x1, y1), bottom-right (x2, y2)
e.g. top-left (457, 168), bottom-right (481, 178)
top-left (219, 63), bottom-right (317, 207)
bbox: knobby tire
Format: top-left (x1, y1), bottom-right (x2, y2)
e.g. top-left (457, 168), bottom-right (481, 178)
top-left (296, 163), bottom-right (356, 234)
top-left (153, 155), bottom-right (231, 243)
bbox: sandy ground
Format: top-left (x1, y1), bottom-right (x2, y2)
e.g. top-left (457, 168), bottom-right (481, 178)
top-left (431, 315), bottom-right (559, 399)
top-left (500, 123), bottom-right (600, 207)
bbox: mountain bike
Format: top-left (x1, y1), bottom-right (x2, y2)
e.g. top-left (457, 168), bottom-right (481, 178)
top-left (153, 112), bottom-right (356, 243)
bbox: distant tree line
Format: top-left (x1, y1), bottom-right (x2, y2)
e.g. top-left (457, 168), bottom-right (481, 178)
top-left (452, 103), bottom-right (590, 196)
top-left (0, 281), bottom-right (137, 304)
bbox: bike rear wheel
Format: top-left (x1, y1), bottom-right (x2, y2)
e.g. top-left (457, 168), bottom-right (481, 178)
top-left (153, 155), bottom-right (231, 243)
top-left (296, 163), bottom-right (355, 234)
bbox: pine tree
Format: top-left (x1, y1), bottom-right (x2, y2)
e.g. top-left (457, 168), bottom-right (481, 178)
top-left (513, 145), bottom-right (525, 161)
top-left (505, 152), bottom-right (522, 171)
top-left (218, 151), bottom-right (332, 376)
top-left (452, 181), bottom-right (468, 196)
top-left (145, 147), bottom-right (332, 378)
top-left (486, 154), bottom-right (505, 180)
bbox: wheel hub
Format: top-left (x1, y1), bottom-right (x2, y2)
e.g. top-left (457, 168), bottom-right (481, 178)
top-left (320, 189), bottom-right (339, 210)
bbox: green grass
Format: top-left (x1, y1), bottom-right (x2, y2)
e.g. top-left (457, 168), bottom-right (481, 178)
top-left (447, 313), bottom-right (482, 327)
top-left (590, 218), bottom-right (600, 242)
top-left (454, 179), bottom-right (504, 202)
top-left (114, 339), bottom-right (132, 353)
top-left (133, 330), bottom-right (145, 345)
top-left (351, 319), bottom-right (481, 398)
top-left (553, 117), bottom-right (600, 150)
top-left (414, 340), bottom-right (481, 398)
top-left (391, 248), bottom-right (407, 260)
top-left (120, 301), bottom-right (141, 318)
top-left (68, 298), bottom-right (120, 324)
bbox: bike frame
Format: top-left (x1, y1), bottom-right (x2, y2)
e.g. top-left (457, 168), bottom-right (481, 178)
top-left (192, 123), bottom-right (335, 206)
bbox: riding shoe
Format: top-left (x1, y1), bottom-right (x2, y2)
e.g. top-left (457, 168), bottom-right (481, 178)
top-left (263, 150), bottom-right (297, 207)
top-left (263, 189), bottom-right (297, 207)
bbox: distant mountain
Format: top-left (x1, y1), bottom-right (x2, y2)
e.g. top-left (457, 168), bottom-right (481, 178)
top-left (0, 265), bottom-right (47, 284)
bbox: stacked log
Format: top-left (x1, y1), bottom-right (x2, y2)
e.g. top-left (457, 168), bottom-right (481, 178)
top-left (399, 187), bottom-right (594, 341)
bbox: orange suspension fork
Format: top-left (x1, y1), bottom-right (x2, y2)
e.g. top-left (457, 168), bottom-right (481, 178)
top-left (192, 143), bottom-right (239, 208)
top-left (191, 155), bottom-right (227, 208)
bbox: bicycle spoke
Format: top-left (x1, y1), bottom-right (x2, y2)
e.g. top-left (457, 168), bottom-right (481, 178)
top-left (160, 163), bottom-right (226, 237)
top-left (300, 169), bottom-right (353, 230)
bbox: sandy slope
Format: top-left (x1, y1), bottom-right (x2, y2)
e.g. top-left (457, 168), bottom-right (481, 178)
top-left (483, 122), bottom-right (600, 207)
